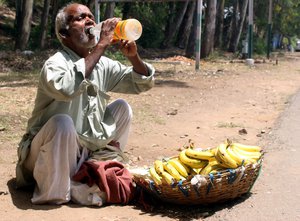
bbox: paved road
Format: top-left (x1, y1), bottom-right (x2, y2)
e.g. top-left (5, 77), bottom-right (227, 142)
top-left (206, 90), bottom-right (300, 221)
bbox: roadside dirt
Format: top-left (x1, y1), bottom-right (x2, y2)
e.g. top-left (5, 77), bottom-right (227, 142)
top-left (1, 51), bottom-right (300, 221)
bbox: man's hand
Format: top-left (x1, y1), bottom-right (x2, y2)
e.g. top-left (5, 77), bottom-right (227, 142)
top-left (98, 18), bottom-right (121, 48)
top-left (119, 40), bottom-right (148, 76)
top-left (118, 40), bottom-right (138, 58)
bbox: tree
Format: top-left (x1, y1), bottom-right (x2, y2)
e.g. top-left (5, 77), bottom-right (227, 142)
top-left (104, 2), bottom-right (116, 19)
top-left (227, 0), bottom-right (248, 52)
top-left (185, 3), bottom-right (198, 58)
top-left (201, 0), bottom-right (217, 57)
top-left (176, 1), bottom-right (196, 49)
top-left (15, 0), bottom-right (34, 50)
top-left (39, 0), bottom-right (51, 49)
top-left (160, 2), bottom-right (188, 49)
top-left (215, 0), bottom-right (225, 48)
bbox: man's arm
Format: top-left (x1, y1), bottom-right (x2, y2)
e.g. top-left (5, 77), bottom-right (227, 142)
top-left (118, 40), bottom-right (148, 76)
top-left (84, 18), bottom-right (120, 78)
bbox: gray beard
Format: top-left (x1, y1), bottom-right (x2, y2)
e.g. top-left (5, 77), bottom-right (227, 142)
top-left (79, 32), bottom-right (97, 48)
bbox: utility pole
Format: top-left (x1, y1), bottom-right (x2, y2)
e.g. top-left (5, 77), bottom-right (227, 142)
top-left (248, 0), bottom-right (253, 59)
top-left (195, 0), bottom-right (203, 71)
top-left (267, 0), bottom-right (273, 59)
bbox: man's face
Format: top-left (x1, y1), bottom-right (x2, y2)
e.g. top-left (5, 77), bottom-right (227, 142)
top-left (64, 4), bottom-right (97, 50)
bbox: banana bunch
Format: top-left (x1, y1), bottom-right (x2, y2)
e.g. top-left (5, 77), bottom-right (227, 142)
top-left (148, 140), bottom-right (262, 185)
top-left (215, 141), bottom-right (262, 168)
top-left (149, 158), bottom-right (191, 185)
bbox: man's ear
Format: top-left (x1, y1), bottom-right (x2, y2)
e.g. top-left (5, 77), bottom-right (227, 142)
top-left (59, 29), bottom-right (69, 39)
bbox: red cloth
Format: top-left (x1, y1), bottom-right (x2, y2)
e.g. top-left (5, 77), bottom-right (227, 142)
top-left (72, 161), bottom-right (135, 204)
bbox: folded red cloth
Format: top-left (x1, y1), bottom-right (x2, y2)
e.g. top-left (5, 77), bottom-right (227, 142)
top-left (72, 160), bottom-right (135, 204)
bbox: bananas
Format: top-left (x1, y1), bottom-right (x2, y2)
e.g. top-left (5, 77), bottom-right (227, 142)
top-left (185, 148), bottom-right (215, 160)
top-left (215, 143), bottom-right (239, 169)
top-left (149, 167), bottom-right (162, 185)
top-left (226, 145), bottom-right (246, 166)
top-left (231, 142), bottom-right (261, 152)
top-left (168, 158), bottom-right (189, 177)
top-left (179, 149), bottom-right (208, 169)
top-left (161, 171), bottom-right (175, 185)
top-left (148, 140), bottom-right (263, 186)
top-left (163, 162), bottom-right (182, 181)
top-left (231, 144), bottom-right (262, 160)
top-left (154, 160), bottom-right (164, 175)
top-left (214, 141), bottom-right (262, 168)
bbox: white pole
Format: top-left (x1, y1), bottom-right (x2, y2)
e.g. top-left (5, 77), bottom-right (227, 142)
top-left (248, 0), bottom-right (253, 58)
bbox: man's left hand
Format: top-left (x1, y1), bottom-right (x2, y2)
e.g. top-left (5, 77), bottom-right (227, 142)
top-left (118, 40), bottom-right (137, 57)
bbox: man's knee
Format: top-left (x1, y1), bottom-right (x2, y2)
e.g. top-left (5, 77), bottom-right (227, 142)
top-left (48, 114), bottom-right (75, 132)
top-left (113, 99), bottom-right (133, 119)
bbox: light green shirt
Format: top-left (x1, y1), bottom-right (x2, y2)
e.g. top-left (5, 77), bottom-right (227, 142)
top-left (16, 46), bottom-right (155, 187)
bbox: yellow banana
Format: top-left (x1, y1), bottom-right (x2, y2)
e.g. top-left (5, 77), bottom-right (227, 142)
top-left (199, 160), bottom-right (220, 175)
top-left (149, 167), bottom-right (162, 185)
top-left (209, 147), bottom-right (217, 156)
top-left (226, 146), bottom-right (245, 166)
top-left (199, 163), bottom-right (213, 175)
top-left (208, 159), bottom-right (219, 166)
top-left (232, 142), bottom-right (261, 152)
top-left (231, 144), bottom-right (262, 160)
top-left (168, 158), bottom-right (189, 178)
top-left (161, 171), bottom-right (175, 185)
top-left (229, 146), bottom-right (256, 165)
top-left (154, 160), bottom-right (164, 175)
top-left (179, 149), bottom-right (208, 169)
top-left (163, 162), bottom-right (182, 181)
top-left (215, 143), bottom-right (239, 169)
top-left (185, 148), bottom-right (215, 160)
top-left (174, 157), bottom-right (191, 173)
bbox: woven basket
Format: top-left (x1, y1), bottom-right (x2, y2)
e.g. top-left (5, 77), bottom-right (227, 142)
top-left (133, 158), bottom-right (263, 205)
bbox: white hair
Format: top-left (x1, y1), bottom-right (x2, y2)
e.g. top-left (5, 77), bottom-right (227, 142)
top-left (55, 3), bottom-right (73, 44)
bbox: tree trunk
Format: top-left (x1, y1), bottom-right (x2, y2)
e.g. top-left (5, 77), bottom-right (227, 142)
top-left (122, 3), bottom-right (131, 19)
top-left (214, 0), bottom-right (225, 48)
top-left (15, 0), bottom-right (33, 50)
top-left (39, 0), bottom-right (51, 49)
top-left (176, 1), bottom-right (196, 49)
top-left (51, 0), bottom-right (59, 38)
top-left (228, 0), bottom-right (239, 52)
top-left (228, 0), bottom-right (248, 53)
top-left (15, 0), bottom-right (22, 32)
top-left (161, 1), bottom-right (188, 49)
top-left (201, 0), bottom-right (217, 58)
top-left (185, 3), bottom-right (198, 58)
top-left (234, 0), bottom-right (249, 52)
top-left (104, 2), bottom-right (115, 19)
top-left (87, 0), bottom-right (95, 9)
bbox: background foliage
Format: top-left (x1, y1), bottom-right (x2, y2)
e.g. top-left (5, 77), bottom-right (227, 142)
top-left (1, 0), bottom-right (300, 58)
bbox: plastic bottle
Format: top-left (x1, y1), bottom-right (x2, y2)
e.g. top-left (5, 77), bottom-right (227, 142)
top-left (86, 18), bottom-right (142, 42)
top-left (113, 19), bottom-right (142, 41)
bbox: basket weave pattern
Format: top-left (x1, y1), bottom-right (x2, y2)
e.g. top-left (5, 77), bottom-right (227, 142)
top-left (133, 159), bottom-right (262, 205)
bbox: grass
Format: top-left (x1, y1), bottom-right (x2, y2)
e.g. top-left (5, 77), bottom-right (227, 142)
top-left (216, 122), bottom-right (244, 128)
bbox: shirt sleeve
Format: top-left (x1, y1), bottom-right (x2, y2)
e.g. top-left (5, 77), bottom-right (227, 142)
top-left (100, 56), bottom-right (155, 94)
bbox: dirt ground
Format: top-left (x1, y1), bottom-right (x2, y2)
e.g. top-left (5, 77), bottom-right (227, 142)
top-left (1, 50), bottom-right (300, 221)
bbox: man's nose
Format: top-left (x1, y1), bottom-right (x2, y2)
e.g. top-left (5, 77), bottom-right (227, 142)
top-left (85, 17), bottom-right (95, 25)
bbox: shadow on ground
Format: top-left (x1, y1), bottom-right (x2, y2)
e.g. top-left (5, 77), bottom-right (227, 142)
top-left (7, 177), bottom-right (251, 220)
top-left (7, 178), bottom-right (62, 211)
top-left (130, 187), bottom-right (251, 221)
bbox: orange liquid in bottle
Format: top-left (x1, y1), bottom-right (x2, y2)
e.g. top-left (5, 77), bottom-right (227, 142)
top-left (113, 19), bottom-right (142, 41)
